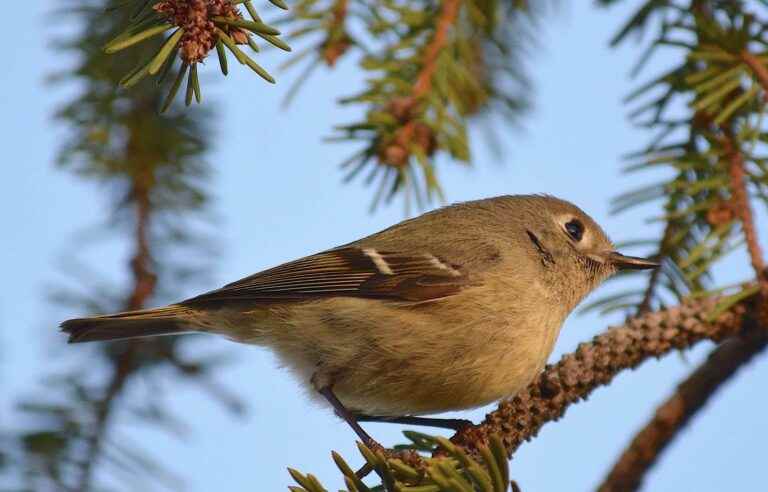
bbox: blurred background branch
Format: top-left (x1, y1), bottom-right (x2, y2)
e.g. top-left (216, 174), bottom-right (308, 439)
top-left (7, 1), bottom-right (243, 489)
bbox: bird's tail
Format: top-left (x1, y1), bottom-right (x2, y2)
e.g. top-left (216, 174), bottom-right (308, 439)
top-left (61, 305), bottom-right (196, 344)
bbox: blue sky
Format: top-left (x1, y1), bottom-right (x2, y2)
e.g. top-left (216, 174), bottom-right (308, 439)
top-left (2, 1), bottom-right (767, 491)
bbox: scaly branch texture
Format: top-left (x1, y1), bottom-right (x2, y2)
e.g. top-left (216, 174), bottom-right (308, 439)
top-left (597, 330), bottom-right (768, 492)
top-left (448, 296), bottom-right (750, 457)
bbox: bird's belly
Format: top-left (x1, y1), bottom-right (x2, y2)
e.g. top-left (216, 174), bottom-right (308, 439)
top-left (332, 318), bottom-right (562, 416)
top-left (266, 295), bottom-right (565, 417)
top-left (335, 358), bottom-right (539, 416)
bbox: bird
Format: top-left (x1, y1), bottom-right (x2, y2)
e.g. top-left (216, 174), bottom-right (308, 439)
top-left (61, 194), bottom-right (657, 447)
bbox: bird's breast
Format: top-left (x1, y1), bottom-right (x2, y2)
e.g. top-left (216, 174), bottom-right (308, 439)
top-left (301, 283), bottom-right (569, 415)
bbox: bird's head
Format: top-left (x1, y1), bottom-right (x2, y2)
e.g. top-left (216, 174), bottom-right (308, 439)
top-left (514, 195), bottom-right (658, 308)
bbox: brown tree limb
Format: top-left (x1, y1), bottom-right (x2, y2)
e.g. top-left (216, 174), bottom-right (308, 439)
top-left (446, 295), bottom-right (753, 458)
top-left (596, 330), bottom-right (768, 491)
top-left (76, 165), bottom-right (156, 491)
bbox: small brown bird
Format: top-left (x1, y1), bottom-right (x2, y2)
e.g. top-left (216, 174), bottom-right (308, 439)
top-left (62, 195), bottom-right (657, 446)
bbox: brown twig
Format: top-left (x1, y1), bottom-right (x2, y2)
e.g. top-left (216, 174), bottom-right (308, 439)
top-left (381, 0), bottom-right (461, 166)
top-left (724, 137), bottom-right (767, 285)
top-left (76, 346), bottom-right (137, 490)
top-left (597, 329), bottom-right (767, 491)
top-left (379, 0), bottom-right (461, 167)
top-left (724, 133), bottom-right (768, 335)
top-left (741, 51), bottom-right (768, 102)
top-left (446, 296), bottom-right (752, 458)
top-left (76, 165), bottom-right (156, 490)
top-left (320, 0), bottom-right (349, 67)
top-left (330, 0), bottom-right (348, 28)
top-left (414, 0), bottom-right (461, 97)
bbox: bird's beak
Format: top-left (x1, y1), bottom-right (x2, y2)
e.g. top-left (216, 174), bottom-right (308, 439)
top-left (607, 251), bottom-right (659, 270)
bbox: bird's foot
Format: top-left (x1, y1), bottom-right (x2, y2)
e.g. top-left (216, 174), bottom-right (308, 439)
top-left (355, 414), bottom-right (474, 431)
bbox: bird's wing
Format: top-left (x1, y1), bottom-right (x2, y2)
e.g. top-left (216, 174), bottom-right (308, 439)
top-left (182, 247), bottom-right (471, 305)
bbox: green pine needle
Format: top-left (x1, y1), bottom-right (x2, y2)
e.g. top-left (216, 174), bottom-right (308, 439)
top-left (185, 64), bottom-right (195, 106)
top-left (104, 23), bottom-right (171, 54)
top-left (156, 46), bottom-right (179, 85)
top-left (247, 35), bottom-right (260, 53)
top-left (212, 16), bottom-right (280, 35)
top-left (191, 63), bottom-right (201, 103)
top-left (268, 0), bottom-right (289, 10)
top-left (148, 28), bottom-right (184, 75)
top-left (243, 56), bottom-right (276, 83)
top-left (707, 285), bottom-right (760, 321)
top-left (216, 41), bottom-right (229, 75)
top-left (161, 62), bottom-right (189, 113)
top-left (119, 59), bottom-right (152, 88)
top-left (713, 85), bottom-right (759, 125)
top-left (216, 27), bottom-right (249, 64)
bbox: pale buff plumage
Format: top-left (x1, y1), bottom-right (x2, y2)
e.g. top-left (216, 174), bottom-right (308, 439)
top-left (62, 195), bottom-right (657, 421)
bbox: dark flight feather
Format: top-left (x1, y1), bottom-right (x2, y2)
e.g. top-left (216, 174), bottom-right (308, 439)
top-left (182, 247), bottom-right (470, 305)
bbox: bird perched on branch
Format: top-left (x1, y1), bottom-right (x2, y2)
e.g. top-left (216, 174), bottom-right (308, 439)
top-left (61, 195), bottom-right (657, 447)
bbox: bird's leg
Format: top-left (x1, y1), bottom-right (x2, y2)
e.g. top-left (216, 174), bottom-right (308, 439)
top-left (315, 383), bottom-right (431, 480)
top-left (355, 414), bottom-right (473, 430)
top-left (316, 385), bottom-right (383, 452)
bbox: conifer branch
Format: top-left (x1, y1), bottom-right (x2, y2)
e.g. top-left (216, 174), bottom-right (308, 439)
top-left (583, 6), bottom-right (768, 491)
top-left (13, 2), bottom-right (236, 488)
top-left (591, 134), bottom-right (768, 492)
top-left (597, 329), bottom-right (767, 492)
top-left (76, 163), bottom-right (157, 490)
top-left (387, 0), bottom-right (462, 166)
top-left (77, 346), bottom-right (138, 490)
top-left (446, 296), bottom-right (753, 459)
top-left (595, 102), bottom-right (768, 492)
top-left (319, 0), bottom-right (348, 67)
top-left (413, 0), bottom-right (461, 97)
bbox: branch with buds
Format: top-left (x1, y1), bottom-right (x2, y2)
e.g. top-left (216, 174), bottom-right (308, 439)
top-left (104, 0), bottom-right (289, 111)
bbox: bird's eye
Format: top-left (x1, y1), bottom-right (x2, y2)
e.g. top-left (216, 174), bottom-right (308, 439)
top-left (565, 219), bottom-right (584, 242)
